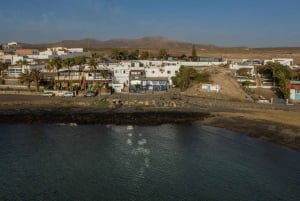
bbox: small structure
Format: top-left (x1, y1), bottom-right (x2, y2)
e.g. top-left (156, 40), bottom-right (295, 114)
top-left (129, 68), bottom-right (145, 92)
top-left (141, 77), bottom-right (169, 91)
top-left (201, 84), bottom-right (220, 93)
top-left (289, 80), bottom-right (300, 102)
top-left (2, 41), bottom-right (22, 53)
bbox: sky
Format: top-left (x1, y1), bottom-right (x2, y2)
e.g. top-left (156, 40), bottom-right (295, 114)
top-left (1, 0), bottom-right (300, 47)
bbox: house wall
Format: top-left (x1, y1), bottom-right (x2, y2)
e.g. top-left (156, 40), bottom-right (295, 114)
top-left (8, 66), bottom-right (22, 77)
top-left (181, 61), bottom-right (227, 66)
top-left (264, 58), bottom-right (294, 67)
top-left (68, 48), bottom-right (84, 53)
top-left (112, 84), bottom-right (124, 93)
top-left (2, 55), bottom-right (24, 65)
top-left (145, 65), bottom-right (180, 85)
top-left (139, 60), bottom-right (179, 67)
top-left (16, 49), bottom-right (39, 56)
top-left (112, 65), bottom-right (130, 90)
top-left (290, 89), bottom-right (300, 101)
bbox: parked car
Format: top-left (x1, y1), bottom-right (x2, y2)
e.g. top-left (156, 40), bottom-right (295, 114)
top-left (84, 91), bottom-right (96, 97)
top-left (41, 92), bottom-right (55, 97)
top-left (63, 91), bottom-right (75, 97)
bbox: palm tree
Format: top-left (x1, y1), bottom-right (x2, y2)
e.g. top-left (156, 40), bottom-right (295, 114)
top-left (46, 62), bottom-right (55, 72)
top-left (16, 59), bottom-right (29, 66)
top-left (49, 57), bottom-right (62, 74)
top-left (62, 58), bottom-right (76, 89)
top-left (18, 69), bottom-right (33, 89)
top-left (16, 59), bottom-right (29, 73)
top-left (88, 56), bottom-right (99, 90)
top-left (31, 69), bottom-right (41, 91)
top-left (48, 57), bottom-right (63, 89)
top-left (99, 68), bottom-right (111, 95)
top-left (158, 49), bottom-right (167, 60)
top-left (75, 56), bottom-right (86, 72)
top-left (75, 56), bottom-right (87, 91)
top-left (0, 61), bottom-right (8, 77)
top-left (191, 45), bottom-right (197, 61)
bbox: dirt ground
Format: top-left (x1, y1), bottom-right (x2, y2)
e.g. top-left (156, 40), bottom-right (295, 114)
top-left (183, 66), bottom-right (281, 102)
top-left (201, 109), bottom-right (300, 150)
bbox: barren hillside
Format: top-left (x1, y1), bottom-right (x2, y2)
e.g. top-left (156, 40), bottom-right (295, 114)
top-left (183, 67), bottom-right (250, 101)
top-left (183, 66), bottom-right (281, 102)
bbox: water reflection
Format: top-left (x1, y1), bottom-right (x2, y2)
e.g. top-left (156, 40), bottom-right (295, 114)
top-left (125, 126), bottom-right (151, 179)
top-left (0, 124), bottom-right (299, 201)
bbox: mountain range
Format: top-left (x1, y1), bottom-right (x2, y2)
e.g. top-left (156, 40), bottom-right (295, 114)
top-left (22, 36), bottom-right (219, 50)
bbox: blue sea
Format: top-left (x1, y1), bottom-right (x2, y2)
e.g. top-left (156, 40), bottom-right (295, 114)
top-left (0, 124), bottom-right (299, 201)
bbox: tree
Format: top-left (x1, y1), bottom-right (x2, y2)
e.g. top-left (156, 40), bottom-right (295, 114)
top-left (291, 69), bottom-right (300, 80)
top-left (172, 66), bottom-right (210, 91)
top-left (110, 49), bottom-right (121, 60)
top-left (179, 54), bottom-right (188, 61)
top-left (158, 49), bottom-right (167, 60)
top-left (0, 61), bottom-right (8, 77)
top-left (18, 69), bottom-right (33, 89)
top-left (31, 69), bottom-right (41, 91)
top-left (262, 62), bottom-right (291, 98)
top-left (140, 51), bottom-right (150, 60)
top-left (88, 56), bottom-right (99, 89)
top-left (275, 66), bottom-right (291, 98)
top-left (99, 68), bottom-right (111, 95)
top-left (75, 56), bottom-right (86, 72)
top-left (120, 49), bottom-right (129, 60)
top-left (191, 45), bottom-right (197, 61)
top-left (62, 58), bottom-right (76, 89)
top-left (110, 49), bottom-right (129, 60)
top-left (48, 57), bottom-right (63, 78)
top-left (16, 60), bottom-right (29, 71)
top-left (128, 49), bottom-right (139, 60)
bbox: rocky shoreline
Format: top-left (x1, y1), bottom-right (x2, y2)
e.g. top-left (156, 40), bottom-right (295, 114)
top-left (0, 106), bottom-right (210, 125)
top-left (0, 94), bottom-right (299, 151)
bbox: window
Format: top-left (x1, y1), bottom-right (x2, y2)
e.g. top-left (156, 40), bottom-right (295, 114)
top-left (152, 71), bottom-right (155, 74)
top-left (167, 70), bottom-right (171, 74)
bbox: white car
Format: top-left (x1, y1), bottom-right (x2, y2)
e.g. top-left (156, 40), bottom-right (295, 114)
top-left (41, 92), bottom-right (55, 97)
top-left (63, 92), bottom-right (74, 97)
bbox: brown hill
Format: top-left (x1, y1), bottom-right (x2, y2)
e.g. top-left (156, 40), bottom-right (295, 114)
top-left (22, 36), bottom-right (218, 50)
top-left (20, 36), bottom-right (300, 64)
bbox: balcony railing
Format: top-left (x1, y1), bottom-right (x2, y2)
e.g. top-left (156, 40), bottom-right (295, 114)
top-left (54, 75), bottom-right (81, 81)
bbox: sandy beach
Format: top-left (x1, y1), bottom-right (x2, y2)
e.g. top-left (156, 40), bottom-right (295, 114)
top-left (0, 94), bottom-right (299, 150)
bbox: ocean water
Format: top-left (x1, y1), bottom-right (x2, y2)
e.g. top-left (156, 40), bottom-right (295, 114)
top-left (0, 124), bottom-right (299, 201)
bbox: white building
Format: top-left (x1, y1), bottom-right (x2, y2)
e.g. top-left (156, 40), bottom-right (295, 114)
top-left (263, 58), bottom-right (294, 67)
top-left (180, 60), bottom-right (227, 67)
top-left (229, 63), bottom-right (255, 77)
top-left (113, 66), bottom-right (130, 85)
top-left (145, 65), bottom-right (180, 86)
top-left (7, 64), bottom-right (45, 77)
top-left (1, 55), bottom-right (34, 65)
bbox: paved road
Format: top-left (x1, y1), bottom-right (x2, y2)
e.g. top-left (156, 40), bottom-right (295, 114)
top-left (0, 94), bottom-right (101, 104)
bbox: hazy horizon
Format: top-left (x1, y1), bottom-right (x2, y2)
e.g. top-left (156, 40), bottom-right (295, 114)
top-left (1, 0), bottom-right (300, 47)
